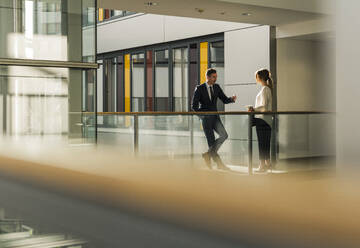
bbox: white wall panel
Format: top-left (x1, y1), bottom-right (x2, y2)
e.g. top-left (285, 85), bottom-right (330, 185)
top-left (97, 14), bottom-right (256, 53)
top-left (224, 25), bottom-right (270, 113)
top-left (224, 25), bottom-right (270, 86)
top-left (98, 14), bottom-right (165, 53)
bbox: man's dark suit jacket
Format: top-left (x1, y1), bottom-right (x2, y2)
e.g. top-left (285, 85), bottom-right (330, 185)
top-left (192, 83), bottom-right (234, 112)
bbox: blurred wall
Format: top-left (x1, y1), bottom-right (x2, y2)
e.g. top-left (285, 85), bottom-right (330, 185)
top-left (276, 36), bottom-right (335, 159)
top-left (277, 38), bottom-right (335, 111)
top-left (336, 0), bottom-right (360, 169)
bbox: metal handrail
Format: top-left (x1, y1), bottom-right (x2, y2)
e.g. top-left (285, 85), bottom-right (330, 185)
top-left (94, 111), bottom-right (334, 116)
top-left (0, 58), bottom-right (98, 69)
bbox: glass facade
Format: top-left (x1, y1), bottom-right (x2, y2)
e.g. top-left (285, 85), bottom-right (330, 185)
top-left (98, 34), bottom-right (224, 113)
top-left (0, 0), bottom-right (96, 63)
top-left (131, 53), bottom-right (145, 112)
top-left (173, 47), bottom-right (189, 112)
top-left (0, 0), bottom-right (97, 144)
top-left (97, 9), bottom-right (136, 23)
top-left (146, 51), bottom-right (154, 111)
top-left (103, 58), bottom-right (117, 112)
top-left (117, 55), bottom-right (124, 112)
top-left (155, 50), bottom-right (170, 111)
top-left (210, 41), bottom-right (225, 111)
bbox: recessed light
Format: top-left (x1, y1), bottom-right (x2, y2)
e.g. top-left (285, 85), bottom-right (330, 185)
top-left (145, 2), bottom-right (158, 6)
top-left (242, 12), bottom-right (251, 16)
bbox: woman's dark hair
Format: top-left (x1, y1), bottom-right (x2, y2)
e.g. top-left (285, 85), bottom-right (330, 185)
top-left (256, 69), bottom-right (273, 90)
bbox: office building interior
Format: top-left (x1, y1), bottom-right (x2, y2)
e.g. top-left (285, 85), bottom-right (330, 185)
top-left (1, 0), bottom-right (360, 248)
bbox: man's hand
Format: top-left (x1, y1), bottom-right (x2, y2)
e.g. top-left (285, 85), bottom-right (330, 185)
top-left (231, 95), bottom-right (237, 102)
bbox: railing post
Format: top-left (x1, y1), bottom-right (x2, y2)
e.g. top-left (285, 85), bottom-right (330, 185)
top-left (190, 115), bottom-right (194, 159)
top-left (248, 113), bottom-right (253, 175)
top-left (271, 113), bottom-right (277, 166)
top-left (134, 115), bottom-right (139, 156)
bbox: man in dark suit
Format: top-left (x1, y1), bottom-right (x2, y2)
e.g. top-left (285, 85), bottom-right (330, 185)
top-left (192, 68), bottom-right (237, 170)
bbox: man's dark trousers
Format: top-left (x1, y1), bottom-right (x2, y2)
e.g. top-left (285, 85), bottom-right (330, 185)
top-left (202, 115), bottom-right (228, 159)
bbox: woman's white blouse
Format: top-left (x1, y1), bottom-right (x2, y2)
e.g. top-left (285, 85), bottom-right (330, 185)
top-left (254, 85), bottom-right (273, 126)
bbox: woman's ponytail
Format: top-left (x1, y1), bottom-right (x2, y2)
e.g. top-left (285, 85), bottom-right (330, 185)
top-left (256, 69), bottom-right (273, 91)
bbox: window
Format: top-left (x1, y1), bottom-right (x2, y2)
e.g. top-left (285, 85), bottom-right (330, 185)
top-left (146, 50), bottom-right (154, 111)
top-left (82, 60), bottom-right (96, 112)
top-left (131, 53), bottom-right (145, 112)
top-left (97, 35), bottom-right (225, 114)
top-left (97, 9), bottom-right (136, 23)
top-left (210, 41), bottom-right (225, 111)
top-left (189, 43), bottom-right (198, 109)
top-left (173, 47), bottom-right (188, 112)
top-left (117, 55), bottom-right (124, 112)
top-left (103, 58), bottom-right (117, 112)
top-left (155, 50), bottom-right (169, 111)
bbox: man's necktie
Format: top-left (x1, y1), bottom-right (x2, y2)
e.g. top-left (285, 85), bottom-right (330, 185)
top-left (210, 86), bottom-right (215, 101)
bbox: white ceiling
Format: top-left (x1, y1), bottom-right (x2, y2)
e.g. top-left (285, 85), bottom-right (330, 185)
top-left (98, 0), bottom-right (333, 26)
top-left (216, 0), bottom-right (333, 15)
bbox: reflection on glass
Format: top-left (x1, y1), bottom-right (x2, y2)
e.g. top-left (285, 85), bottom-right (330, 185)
top-left (0, 65), bottom-right (96, 144)
top-left (117, 55), bottom-right (124, 112)
top-left (97, 60), bottom-right (104, 112)
top-left (131, 53), bottom-right (145, 112)
top-left (82, 68), bottom-right (96, 112)
top-left (173, 47), bottom-right (188, 112)
top-left (189, 43), bottom-right (198, 101)
top-left (155, 50), bottom-right (169, 111)
top-left (104, 58), bottom-right (117, 112)
top-left (146, 50), bottom-right (153, 111)
top-left (97, 115), bottom-right (134, 153)
top-left (0, 0), bottom-right (96, 62)
top-left (138, 115), bottom-right (191, 156)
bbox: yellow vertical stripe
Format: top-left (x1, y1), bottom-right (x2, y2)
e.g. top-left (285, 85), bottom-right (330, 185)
top-left (124, 54), bottom-right (131, 113)
top-left (200, 42), bottom-right (208, 84)
top-left (98, 8), bottom-right (104, 22)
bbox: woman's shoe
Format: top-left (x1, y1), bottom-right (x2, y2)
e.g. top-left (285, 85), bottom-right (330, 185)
top-left (265, 164), bottom-right (272, 173)
top-left (265, 161), bottom-right (273, 173)
top-left (256, 165), bottom-right (267, 173)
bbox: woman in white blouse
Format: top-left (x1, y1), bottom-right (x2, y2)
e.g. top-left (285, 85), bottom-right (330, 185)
top-left (248, 69), bottom-right (273, 172)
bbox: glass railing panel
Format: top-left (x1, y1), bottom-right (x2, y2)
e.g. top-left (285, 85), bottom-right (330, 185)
top-left (138, 115), bottom-right (192, 157)
top-left (93, 112), bottom-right (336, 174)
top-left (97, 114), bottom-right (134, 153)
top-left (192, 114), bottom-right (251, 172)
top-left (277, 113), bottom-right (336, 171)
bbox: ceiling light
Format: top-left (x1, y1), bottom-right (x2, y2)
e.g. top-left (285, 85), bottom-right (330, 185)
top-left (145, 2), bottom-right (158, 6)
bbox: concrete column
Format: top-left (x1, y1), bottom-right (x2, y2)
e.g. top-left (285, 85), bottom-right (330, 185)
top-left (66, 0), bottom-right (83, 140)
top-left (0, 0), bottom-right (16, 135)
